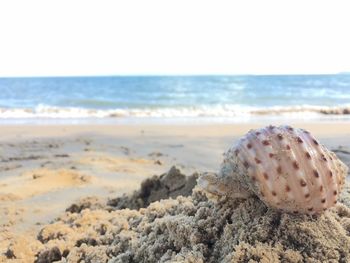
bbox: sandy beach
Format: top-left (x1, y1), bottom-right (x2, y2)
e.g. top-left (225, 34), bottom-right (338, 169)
top-left (1, 122), bottom-right (350, 262)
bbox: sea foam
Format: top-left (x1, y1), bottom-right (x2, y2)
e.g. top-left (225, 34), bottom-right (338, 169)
top-left (0, 104), bottom-right (350, 119)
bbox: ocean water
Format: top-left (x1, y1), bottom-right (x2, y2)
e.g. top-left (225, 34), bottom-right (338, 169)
top-left (0, 75), bottom-right (350, 123)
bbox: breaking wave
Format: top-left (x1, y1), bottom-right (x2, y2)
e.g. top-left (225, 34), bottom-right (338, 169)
top-left (1, 104), bottom-right (350, 119)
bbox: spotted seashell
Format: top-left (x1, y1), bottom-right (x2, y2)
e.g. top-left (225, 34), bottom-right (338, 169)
top-left (198, 125), bottom-right (348, 214)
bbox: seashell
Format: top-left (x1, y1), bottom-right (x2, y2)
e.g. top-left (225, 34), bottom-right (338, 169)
top-left (198, 125), bottom-right (348, 214)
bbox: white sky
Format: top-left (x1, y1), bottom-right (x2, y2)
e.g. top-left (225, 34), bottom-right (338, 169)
top-left (0, 0), bottom-right (350, 77)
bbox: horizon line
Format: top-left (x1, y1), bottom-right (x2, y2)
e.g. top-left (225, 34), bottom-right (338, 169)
top-left (0, 72), bottom-right (349, 78)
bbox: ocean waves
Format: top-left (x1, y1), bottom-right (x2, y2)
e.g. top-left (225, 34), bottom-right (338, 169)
top-left (1, 75), bottom-right (350, 123)
top-left (1, 104), bottom-right (350, 120)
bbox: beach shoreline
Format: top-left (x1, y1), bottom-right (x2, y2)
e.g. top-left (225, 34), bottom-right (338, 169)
top-left (2, 121), bottom-right (350, 138)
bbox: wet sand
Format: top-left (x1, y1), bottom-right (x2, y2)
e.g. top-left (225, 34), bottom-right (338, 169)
top-left (1, 123), bottom-right (350, 262)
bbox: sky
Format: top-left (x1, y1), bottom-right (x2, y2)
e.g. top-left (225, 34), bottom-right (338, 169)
top-left (0, 0), bottom-right (349, 77)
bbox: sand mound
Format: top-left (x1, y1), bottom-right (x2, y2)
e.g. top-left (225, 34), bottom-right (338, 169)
top-left (34, 194), bottom-right (350, 263)
top-left (3, 167), bottom-right (350, 262)
top-left (107, 166), bottom-right (198, 210)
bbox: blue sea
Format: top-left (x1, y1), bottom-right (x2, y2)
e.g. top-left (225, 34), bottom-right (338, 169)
top-left (0, 75), bottom-right (350, 124)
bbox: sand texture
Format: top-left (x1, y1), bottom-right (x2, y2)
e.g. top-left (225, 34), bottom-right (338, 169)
top-left (1, 167), bottom-right (350, 262)
top-left (1, 123), bottom-right (350, 262)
